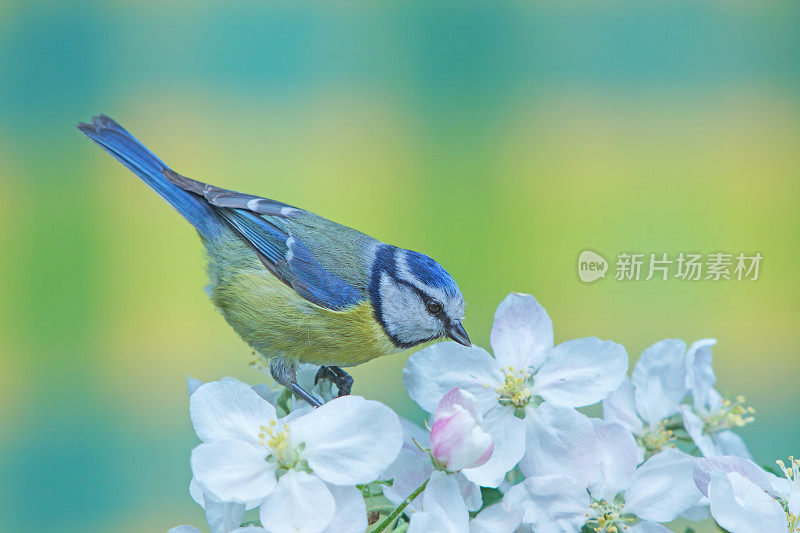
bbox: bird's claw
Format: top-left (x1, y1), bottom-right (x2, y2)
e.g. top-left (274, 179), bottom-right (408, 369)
top-left (314, 366), bottom-right (354, 397)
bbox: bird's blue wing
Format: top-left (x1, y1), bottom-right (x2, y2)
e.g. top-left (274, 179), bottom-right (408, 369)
top-left (164, 168), bottom-right (363, 310)
top-left (217, 208), bottom-right (362, 311)
top-left (164, 169), bottom-right (301, 217)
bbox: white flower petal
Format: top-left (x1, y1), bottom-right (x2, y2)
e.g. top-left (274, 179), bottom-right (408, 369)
top-left (322, 484), bottom-right (367, 533)
top-left (627, 522), bottom-right (672, 533)
top-left (534, 338), bottom-right (628, 408)
top-left (684, 338), bottom-right (717, 411)
top-left (404, 343), bottom-right (503, 414)
top-left (191, 440), bottom-right (277, 504)
top-left (713, 430), bottom-right (752, 460)
top-left (188, 376), bottom-right (204, 396)
top-left (408, 471), bottom-right (469, 533)
top-left (406, 512), bottom-right (456, 533)
top-left (190, 479), bottom-right (258, 533)
top-left (788, 489), bottom-right (800, 516)
top-left (382, 419), bottom-right (434, 511)
top-left (625, 448), bottom-right (700, 522)
top-left (631, 339), bottom-right (688, 425)
top-left (708, 471), bottom-right (786, 533)
top-left (602, 377), bottom-right (644, 435)
top-left (490, 293), bottom-right (554, 371)
top-left (680, 405), bottom-right (717, 457)
top-left (680, 497), bottom-right (711, 521)
top-left (204, 497), bottom-right (246, 533)
top-left (191, 477), bottom-right (262, 512)
top-left (588, 420), bottom-right (638, 500)
top-left (290, 395), bottom-right (402, 485)
top-left (251, 383), bottom-right (281, 406)
top-left (518, 404), bottom-right (597, 482)
top-left (169, 527), bottom-right (201, 533)
top-left (260, 471), bottom-right (335, 533)
top-left (503, 474), bottom-right (588, 528)
top-left (693, 456), bottom-right (790, 498)
top-left (454, 473), bottom-right (483, 512)
top-left (190, 379), bottom-right (277, 445)
top-left (190, 477), bottom-right (204, 507)
top-left (469, 501), bottom-right (523, 533)
top-left (461, 406), bottom-right (526, 488)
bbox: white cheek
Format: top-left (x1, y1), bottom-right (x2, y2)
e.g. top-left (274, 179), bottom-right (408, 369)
top-left (379, 274), bottom-right (440, 343)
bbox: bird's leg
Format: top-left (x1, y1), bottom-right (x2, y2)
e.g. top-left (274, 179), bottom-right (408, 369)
top-left (270, 358), bottom-right (322, 408)
top-left (314, 366), bottom-right (354, 397)
top-left (289, 383), bottom-right (323, 408)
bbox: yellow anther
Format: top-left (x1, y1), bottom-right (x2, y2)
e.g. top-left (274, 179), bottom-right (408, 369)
top-left (704, 395), bottom-right (755, 432)
top-left (585, 497), bottom-right (630, 532)
top-left (637, 420), bottom-right (675, 455)
top-left (495, 367), bottom-right (533, 408)
top-left (258, 422), bottom-right (301, 470)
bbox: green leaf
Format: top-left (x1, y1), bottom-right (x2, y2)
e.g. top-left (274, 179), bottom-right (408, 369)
top-left (479, 487), bottom-right (504, 509)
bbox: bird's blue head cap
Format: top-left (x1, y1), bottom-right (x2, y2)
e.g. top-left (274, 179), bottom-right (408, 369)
top-left (369, 245), bottom-right (469, 349)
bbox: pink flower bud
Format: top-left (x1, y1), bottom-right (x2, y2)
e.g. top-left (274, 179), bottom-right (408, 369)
top-left (430, 387), bottom-right (494, 471)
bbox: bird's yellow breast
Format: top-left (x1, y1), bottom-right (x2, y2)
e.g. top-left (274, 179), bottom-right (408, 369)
top-left (204, 234), bottom-right (399, 367)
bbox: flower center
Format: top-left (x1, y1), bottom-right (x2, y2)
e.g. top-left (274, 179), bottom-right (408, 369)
top-left (776, 457), bottom-right (800, 532)
top-left (703, 395), bottom-right (755, 433)
top-left (495, 366), bottom-right (533, 409)
top-left (585, 497), bottom-right (635, 532)
top-left (636, 421), bottom-right (675, 455)
top-left (259, 420), bottom-right (305, 473)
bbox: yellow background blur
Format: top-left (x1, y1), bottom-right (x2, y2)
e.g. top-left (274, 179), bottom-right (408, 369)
top-left (1, 1), bottom-right (798, 531)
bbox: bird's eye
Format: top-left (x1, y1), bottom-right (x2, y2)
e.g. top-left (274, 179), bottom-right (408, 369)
top-left (426, 300), bottom-right (443, 315)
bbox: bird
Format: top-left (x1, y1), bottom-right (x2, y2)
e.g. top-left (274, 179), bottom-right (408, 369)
top-left (78, 115), bottom-right (470, 407)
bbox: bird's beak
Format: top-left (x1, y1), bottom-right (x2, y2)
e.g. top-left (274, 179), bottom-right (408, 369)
top-left (446, 322), bottom-right (471, 347)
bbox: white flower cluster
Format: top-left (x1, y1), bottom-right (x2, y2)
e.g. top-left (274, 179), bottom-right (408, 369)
top-left (170, 293), bottom-right (795, 533)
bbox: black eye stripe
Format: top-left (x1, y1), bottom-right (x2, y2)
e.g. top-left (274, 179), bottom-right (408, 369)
top-left (395, 279), bottom-right (448, 319)
top-left (426, 300), bottom-right (443, 315)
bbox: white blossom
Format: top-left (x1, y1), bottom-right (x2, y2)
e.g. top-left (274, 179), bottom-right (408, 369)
top-left (404, 293), bottom-right (628, 486)
top-left (189, 379), bottom-right (401, 533)
top-left (680, 339), bottom-right (753, 459)
top-left (602, 339), bottom-right (692, 460)
top-left (695, 455), bottom-right (798, 533)
top-left (508, 414), bottom-right (700, 532)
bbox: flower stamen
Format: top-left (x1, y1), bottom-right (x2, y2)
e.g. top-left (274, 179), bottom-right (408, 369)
top-left (495, 366), bottom-right (533, 408)
top-left (585, 497), bottom-right (635, 532)
top-left (636, 420), bottom-right (675, 455)
top-left (259, 420), bottom-right (304, 472)
top-left (703, 395), bottom-right (755, 433)
top-left (776, 457), bottom-right (800, 532)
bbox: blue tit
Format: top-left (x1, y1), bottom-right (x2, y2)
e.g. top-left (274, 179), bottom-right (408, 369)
top-left (78, 115), bottom-right (470, 406)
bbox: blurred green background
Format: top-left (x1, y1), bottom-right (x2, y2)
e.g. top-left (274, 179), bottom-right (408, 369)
top-left (1, 0), bottom-right (799, 531)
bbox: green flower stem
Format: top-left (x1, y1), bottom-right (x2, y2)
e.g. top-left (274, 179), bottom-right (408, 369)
top-left (371, 478), bottom-right (429, 533)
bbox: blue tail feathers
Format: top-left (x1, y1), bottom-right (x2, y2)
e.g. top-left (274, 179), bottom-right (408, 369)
top-left (78, 115), bottom-right (223, 238)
